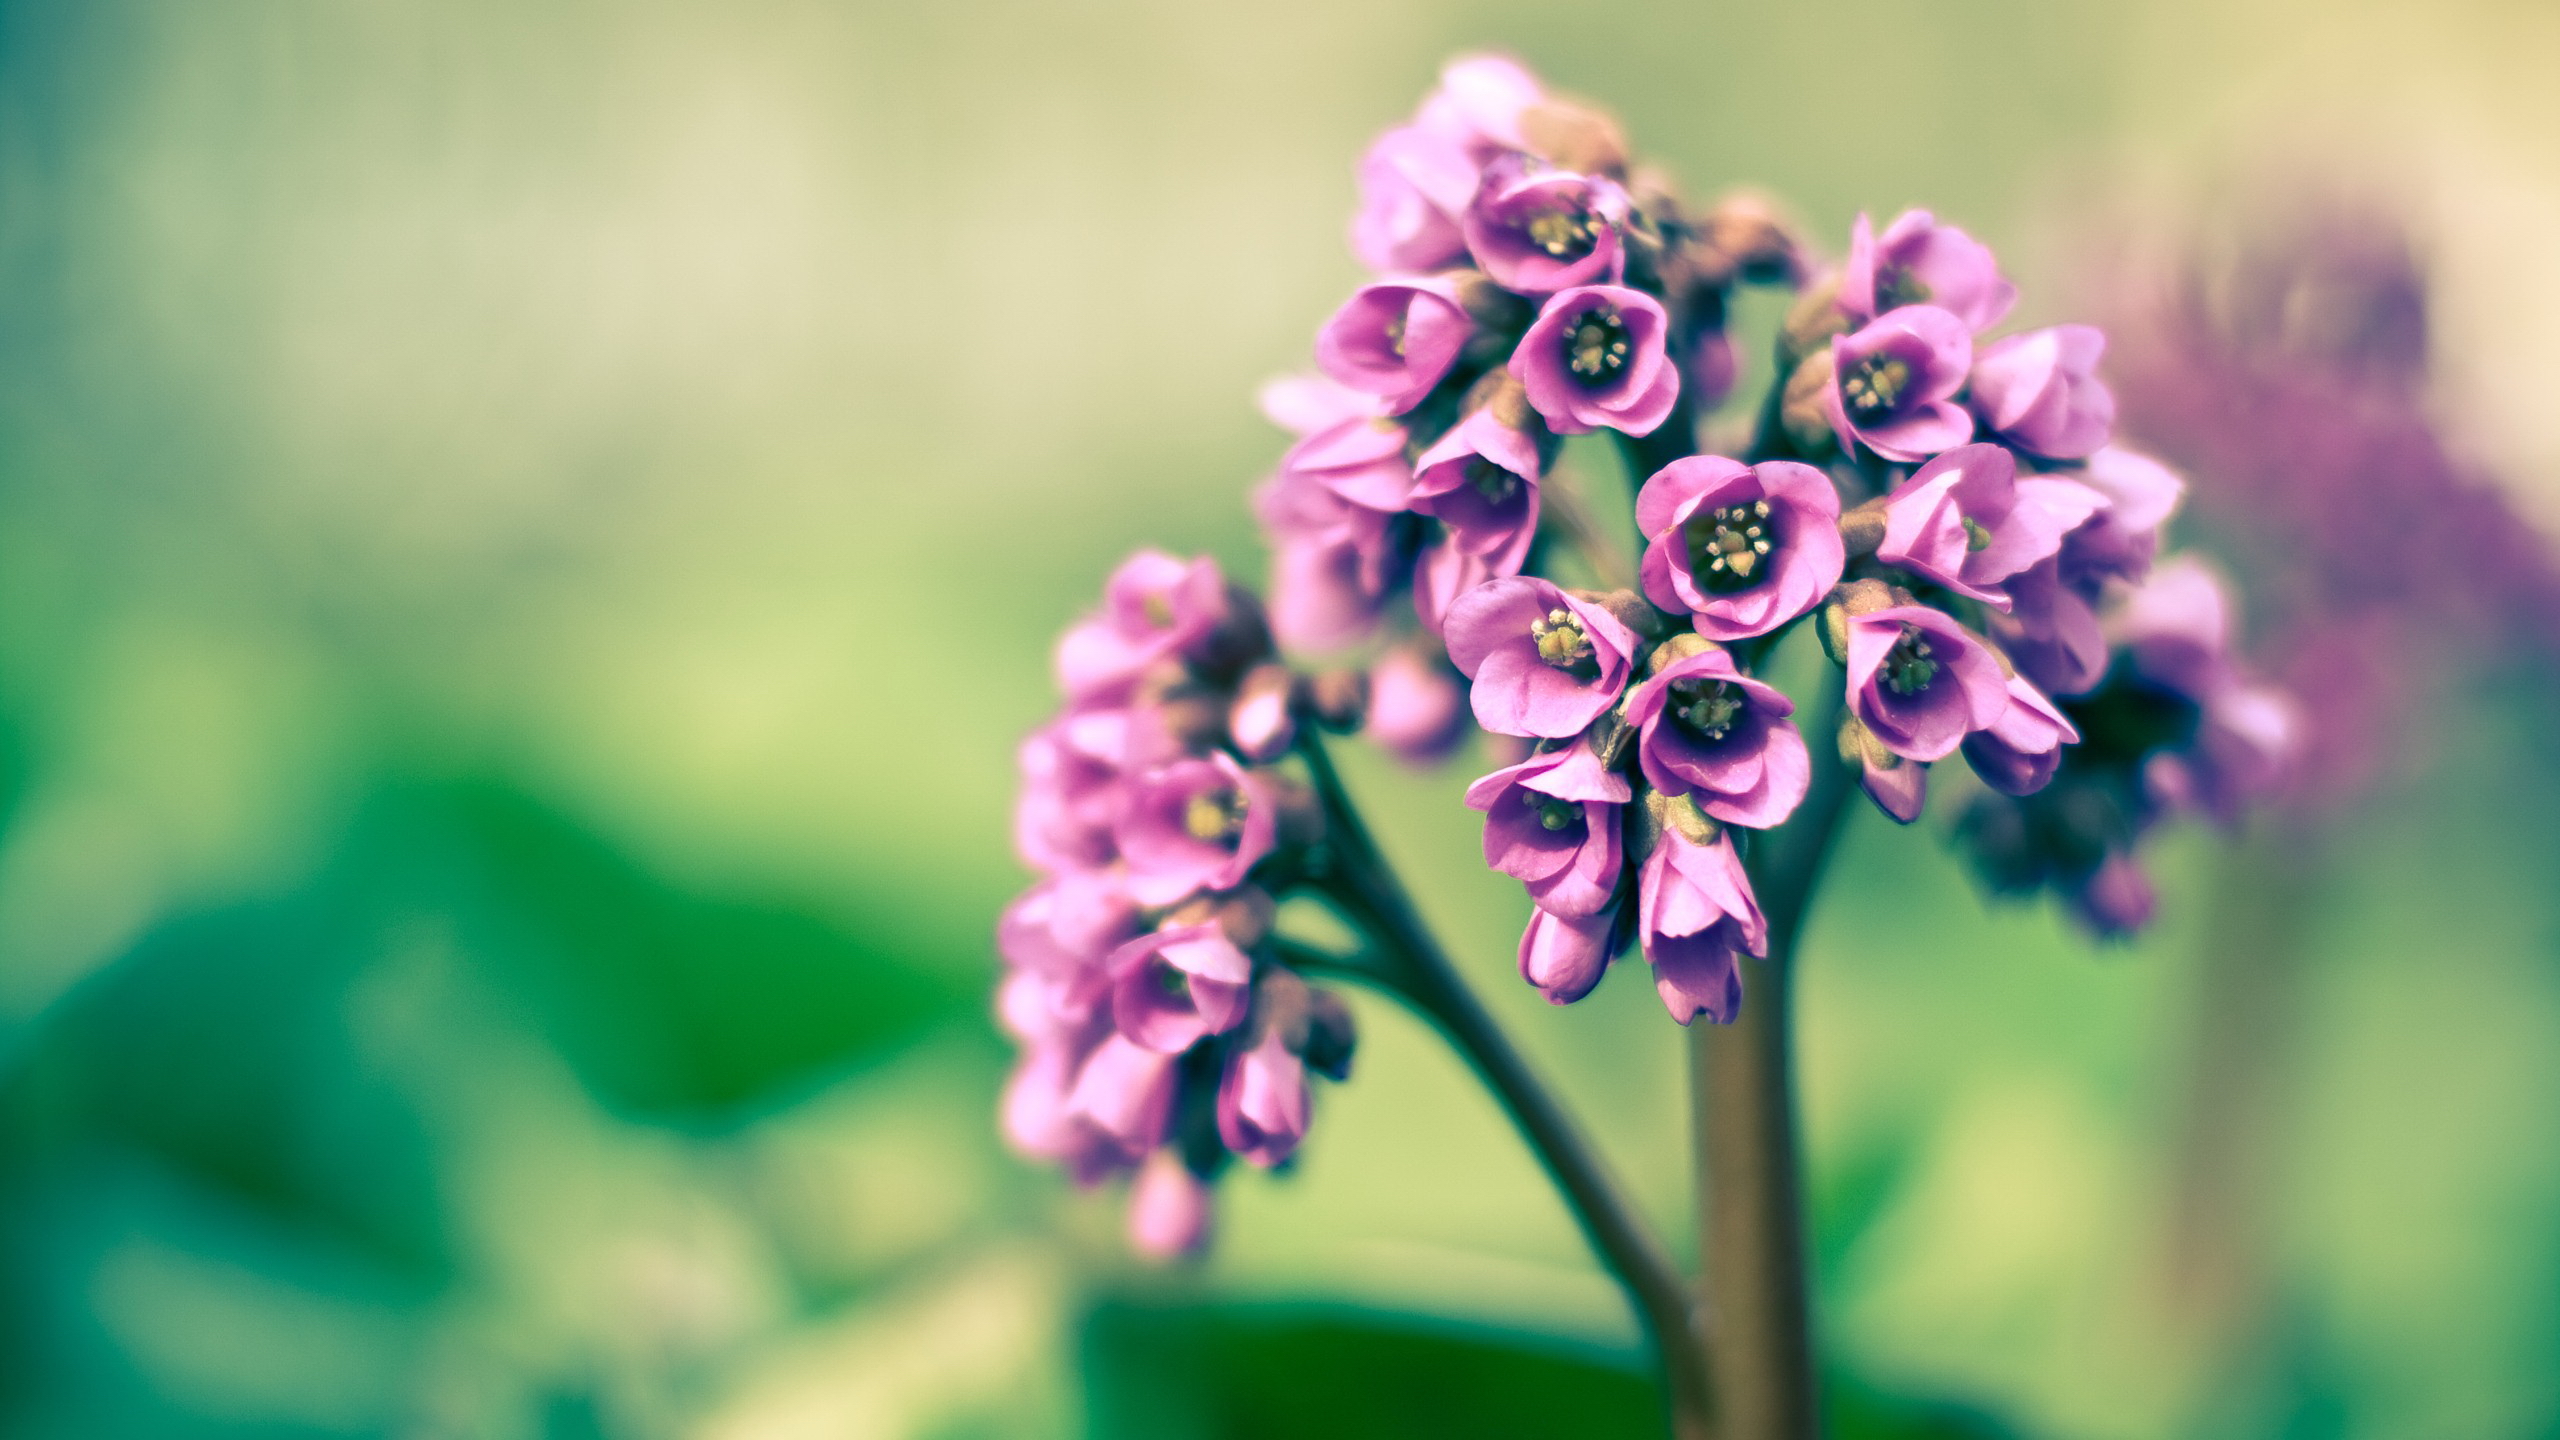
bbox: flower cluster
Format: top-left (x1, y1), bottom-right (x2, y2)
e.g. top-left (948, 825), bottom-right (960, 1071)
top-left (999, 551), bottom-right (1357, 1256)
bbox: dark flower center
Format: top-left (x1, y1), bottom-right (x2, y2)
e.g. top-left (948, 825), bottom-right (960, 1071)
top-left (1523, 203), bottom-right (1598, 260)
top-left (1520, 789), bottom-right (1580, 832)
top-left (1874, 264), bottom-right (1931, 310)
top-left (1670, 678), bottom-right (1745, 742)
top-left (1565, 307), bottom-right (1630, 384)
top-left (1384, 309), bottom-right (1408, 359)
top-left (1182, 786), bottom-right (1246, 843)
top-left (1881, 625), bottom-right (1940, 697)
top-left (1154, 960), bottom-right (1192, 998)
top-left (1683, 499), bottom-right (1776, 593)
top-left (1467, 457), bottom-right (1521, 504)
top-left (1841, 354), bottom-right (1912, 422)
top-left (1529, 607), bottom-right (1597, 673)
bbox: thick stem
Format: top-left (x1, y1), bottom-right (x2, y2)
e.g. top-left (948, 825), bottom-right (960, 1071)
top-left (1292, 733), bottom-right (1716, 1439)
top-left (1691, 681), bottom-right (1854, 1440)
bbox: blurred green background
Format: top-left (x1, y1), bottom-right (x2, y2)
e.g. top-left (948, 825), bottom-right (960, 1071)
top-left (1, 2), bottom-right (2556, 1436)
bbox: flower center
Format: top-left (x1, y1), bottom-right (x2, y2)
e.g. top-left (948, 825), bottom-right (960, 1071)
top-left (1154, 960), bottom-right (1192, 997)
top-left (1182, 786), bottom-right (1247, 843)
top-left (1565, 307), bottom-right (1630, 384)
top-left (1683, 499), bottom-right (1775, 593)
top-left (1520, 790), bottom-right (1580, 832)
top-left (1670, 678), bottom-right (1745, 742)
top-left (1384, 310), bottom-right (1408, 359)
top-left (1841, 354), bottom-right (1911, 423)
top-left (1874, 264), bottom-right (1931, 310)
top-left (1962, 516), bottom-right (1993, 552)
top-left (1529, 607), bottom-right (1596, 672)
top-left (1467, 457), bottom-right (1521, 504)
top-left (1143, 593), bottom-right (1175, 627)
top-left (1523, 204), bottom-right (1597, 260)
top-left (1881, 625), bottom-right (1939, 696)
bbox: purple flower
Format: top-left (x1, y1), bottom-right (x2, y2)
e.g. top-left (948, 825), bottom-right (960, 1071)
top-left (1415, 53), bottom-right (1545, 155)
top-left (998, 868), bottom-right (1139, 980)
top-left (1228, 664), bottom-right (1297, 764)
top-left (2069, 445), bottom-right (2184, 577)
top-left (1366, 645), bottom-right (1470, 765)
top-left (1991, 559), bottom-right (2109, 698)
top-left (1857, 751), bottom-right (1927, 825)
top-left (1960, 673), bottom-right (2080, 796)
top-left (1970, 325), bottom-right (2115, 460)
top-left (1255, 468), bottom-right (1410, 652)
top-left (1443, 577), bottom-right (1642, 738)
top-left (1825, 305), bottom-right (1974, 462)
top-left (1107, 923), bottom-right (1254, 1053)
top-left (1012, 714), bottom-right (1128, 872)
top-left (1114, 754), bottom-right (1277, 906)
top-left (1623, 645), bottom-right (1809, 829)
top-left (1844, 605), bottom-right (2007, 762)
top-left (2112, 554), bottom-right (2235, 699)
top-left (1461, 161), bottom-right (1630, 294)
top-left (1127, 1151), bottom-right (1214, 1258)
top-left (1464, 742), bottom-right (1630, 918)
top-left (1840, 210), bottom-right (2016, 332)
top-left (1518, 900), bottom-right (1624, 1005)
top-left (1054, 550), bottom-right (1231, 706)
top-left (1003, 1042), bottom-right (1128, 1185)
top-left (1316, 276), bottom-right (1475, 414)
top-left (1637, 818), bottom-right (1767, 1025)
top-left (1511, 285), bottom-right (1679, 436)
top-left (1636, 456), bottom-right (1844, 640)
top-left (2071, 853), bottom-right (2156, 938)
top-left (1411, 532), bottom-right (1493, 638)
top-left (1280, 415), bottom-right (1415, 513)
top-left (2154, 682), bottom-right (2296, 825)
top-left (1218, 1023), bottom-right (1311, 1168)
top-left (1874, 443), bottom-right (2106, 609)
top-left (1349, 124), bottom-right (1478, 274)
top-left (1258, 372), bottom-right (1385, 436)
top-left (1065, 1034), bottom-right (1181, 1157)
top-left (1409, 393), bottom-right (1546, 575)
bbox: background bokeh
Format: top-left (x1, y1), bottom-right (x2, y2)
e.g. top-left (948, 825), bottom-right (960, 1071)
top-left (2, 2), bottom-right (2557, 1436)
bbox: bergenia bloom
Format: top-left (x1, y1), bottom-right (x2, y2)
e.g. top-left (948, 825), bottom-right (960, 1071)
top-left (1280, 415), bottom-right (1415, 513)
top-left (1637, 812), bottom-right (1767, 1025)
top-left (1843, 605), bottom-right (2008, 762)
top-left (1349, 124), bottom-right (1478, 273)
top-left (998, 867), bottom-right (1139, 978)
top-left (1411, 532), bottom-right (1495, 638)
top-left (1969, 325), bottom-right (2116, 460)
top-left (1825, 305), bottom-right (1974, 462)
top-left (1623, 643), bottom-right (1809, 829)
top-left (1636, 456), bottom-right (1844, 640)
top-left (1257, 372), bottom-right (1385, 436)
top-left (1254, 467), bottom-right (1411, 652)
top-left (1461, 161), bottom-right (1630, 294)
top-left (1366, 645), bottom-right (1470, 765)
top-left (1414, 53), bottom-right (1543, 155)
top-left (1012, 715), bottom-right (1127, 872)
top-left (2069, 445), bottom-right (2185, 577)
top-left (1114, 753), bottom-right (1277, 905)
top-left (1465, 742), bottom-right (1631, 919)
top-left (1409, 389), bottom-right (1546, 575)
top-left (1228, 663), bottom-right (1297, 764)
top-left (1874, 443), bottom-right (2106, 609)
top-left (1443, 576), bottom-right (1642, 737)
top-left (1511, 285), bottom-right (1679, 436)
top-left (1127, 1152), bottom-right (1214, 1257)
top-left (1840, 210), bottom-right (2016, 331)
top-left (1991, 446), bottom-right (2186, 695)
top-left (1959, 673), bottom-right (2080, 797)
top-left (1518, 900), bottom-right (1625, 1005)
top-left (1316, 276), bottom-right (1475, 414)
top-left (1066, 1034), bottom-right (1182, 1156)
top-left (1108, 923), bottom-right (1255, 1053)
top-left (1055, 550), bottom-right (1231, 706)
top-left (2073, 853), bottom-right (2157, 938)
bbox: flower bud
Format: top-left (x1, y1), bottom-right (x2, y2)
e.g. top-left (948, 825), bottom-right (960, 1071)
top-left (1696, 190), bottom-right (1804, 289)
top-left (1519, 99), bottom-right (1628, 175)
top-left (1302, 988), bottom-right (1357, 1082)
top-left (1837, 498), bottom-right (1888, 560)
top-left (1570, 587), bottom-right (1667, 641)
top-left (1229, 663), bottom-right (1299, 763)
top-left (1306, 667), bottom-right (1369, 732)
top-left (1778, 274), bottom-right (1849, 365)
top-left (1779, 349), bottom-right (1840, 458)
top-left (1645, 629), bottom-right (1719, 675)
top-left (1128, 1151), bottom-right (1214, 1259)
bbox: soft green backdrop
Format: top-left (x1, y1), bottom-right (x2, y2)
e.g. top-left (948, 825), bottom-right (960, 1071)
top-left (0, 2), bottom-right (2555, 1437)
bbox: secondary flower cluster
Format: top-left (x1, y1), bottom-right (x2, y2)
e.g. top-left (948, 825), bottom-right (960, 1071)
top-left (999, 551), bottom-right (1356, 1256)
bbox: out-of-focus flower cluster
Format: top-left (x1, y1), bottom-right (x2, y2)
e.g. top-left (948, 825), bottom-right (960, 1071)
top-left (999, 551), bottom-right (1358, 1257)
top-left (1000, 55), bottom-right (2304, 1253)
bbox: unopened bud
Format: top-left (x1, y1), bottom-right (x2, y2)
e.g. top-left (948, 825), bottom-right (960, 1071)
top-left (1830, 577), bottom-right (1900, 617)
top-left (1780, 350), bottom-right (1839, 458)
top-left (1267, 774), bottom-right (1324, 850)
top-left (1817, 598), bottom-right (1851, 664)
top-left (1778, 274), bottom-right (1850, 365)
top-left (1571, 587), bottom-right (1667, 641)
top-left (1306, 667), bottom-right (1369, 732)
top-left (1301, 987), bottom-right (1357, 1081)
top-left (1837, 711), bottom-right (1899, 770)
top-left (1646, 630), bottom-right (1718, 675)
top-left (1229, 663), bottom-right (1298, 763)
top-left (1584, 706), bottom-right (1638, 771)
top-left (1461, 368), bottom-right (1541, 434)
top-left (1695, 190), bottom-right (1804, 290)
top-left (1214, 885), bottom-right (1277, 950)
top-left (1838, 498), bottom-right (1888, 560)
top-left (1190, 584), bottom-right (1275, 684)
top-left (1646, 787), bottom-right (1721, 846)
top-left (1520, 99), bottom-right (1628, 175)
top-left (1250, 964), bottom-right (1313, 1049)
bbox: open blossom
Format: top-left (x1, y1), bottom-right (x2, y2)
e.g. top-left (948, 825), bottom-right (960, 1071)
top-left (1825, 305), bottom-right (1974, 462)
top-left (1108, 923), bottom-right (1254, 1053)
top-left (1636, 456), bottom-right (1844, 639)
top-left (1465, 742), bottom-right (1630, 919)
top-left (1412, 532), bottom-right (1495, 637)
top-left (1840, 210), bottom-right (2016, 331)
top-left (1255, 467), bottom-right (1411, 652)
top-left (1969, 325), bottom-right (2115, 459)
top-left (1443, 577), bottom-right (1642, 738)
top-left (998, 867), bottom-right (1139, 978)
top-left (1317, 276), bottom-right (1475, 414)
top-left (1415, 53), bottom-right (1544, 154)
top-left (1350, 56), bottom-right (1544, 273)
top-left (1461, 160), bottom-right (1630, 293)
top-left (1844, 605), bottom-right (2008, 763)
top-left (1874, 443), bottom-right (2106, 609)
top-left (1055, 550), bottom-right (1233, 706)
top-left (1623, 643), bottom-right (1809, 829)
top-left (1280, 415), bottom-right (1415, 513)
top-left (1409, 389), bottom-right (1546, 575)
top-left (1960, 673), bottom-right (2080, 796)
top-left (1511, 285), bottom-right (1679, 436)
top-left (1991, 446), bottom-right (2187, 695)
top-left (1114, 753), bottom-right (1277, 905)
top-left (1637, 812), bottom-right (1766, 1025)
top-left (2113, 557), bottom-right (2297, 821)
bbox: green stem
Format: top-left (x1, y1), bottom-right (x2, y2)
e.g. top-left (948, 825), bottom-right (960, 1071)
top-left (1291, 732), bottom-right (1716, 1439)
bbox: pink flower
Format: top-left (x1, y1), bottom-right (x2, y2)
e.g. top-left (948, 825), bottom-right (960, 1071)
top-left (1637, 822), bottom-right (1767, 1025)
top-left (1066, 1034), bottom-right (1182, 1157)
top-left (1623, 646), bottom-right (1809, 829)
top-left (1366, 645), bottom-right (1469, 765)
top-left (1464, 742), bottom-right (1630, 919)
top-left (1218, 1023), bottom-right (1311, 1168)
top-left (1107, 923), bottom-right (1254, 1053)
top-left (1518, 900), bottom-right (1625, 1005)
top-left (1442, 576), bottom-right (1642, 738)
top-left (1127, 1151), bottom-right (1214, 1258)
top-left (1843, 605), bottom-right (2007, 763)
top-left (1461, 161), bottom-right (1630, 294)
top-left (1114, 754), bottom-right (1278, 906)
top-left (1349, 124), bottom-right (1478, 273)
top-left (1825, 306), bottom-right (1974, 462)
top-left (1254, 467), bottom-right (1411, 652)
top-left (1840, 210), bottom-right (2016, 332)
top-left (1511, 285), bottom-right (1679, 436)
top-left (1054, 551), bottom-right (1232, 707)
top-left (1636, 456), bottom-right (1844, 640)
top-left (1279, 415), bottom-right (1415, 513)
top-left (1409, 395), bottom-right (1547, 576)
top-left (1875, 443), bottom-right (2106, 610)
top-left (1411, 533), bottom-right (1494, 638)
top-left (997, 868), bottom-right (1139, 980)
top-left (1316, 276), bottom-right (1475, 414)
top-left (1969, 325), bottom-right (2116, 460)
top-left (1415, 53), bottom-right (1545, 155)
top-left (1959, 673), bottom-right (2080, 797)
